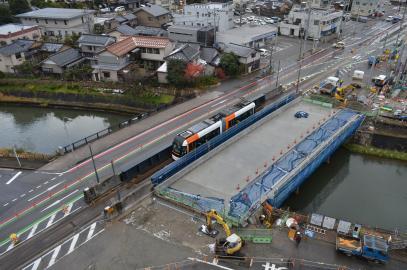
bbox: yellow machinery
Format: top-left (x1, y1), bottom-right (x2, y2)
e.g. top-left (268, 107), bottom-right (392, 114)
top-left (335, 84), bottom-right (356, 103)
top-left (205, 210), bottom-right (243, 256)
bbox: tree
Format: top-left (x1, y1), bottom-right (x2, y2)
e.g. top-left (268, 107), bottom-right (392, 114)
top-left (0, 5), bottom-right (14, 25)
top-left (8, 0), bottom-right (30, 15)
top-left (63, 64), bottom-right (93, 81)
top-left (167, 59), bottom-right (190, 88)
top-left (14, 61), bottom-right (37, 76)
top-left (64, 33), bottom-right (80, 47)
top-left (220, 53), bottom-right (240, 77)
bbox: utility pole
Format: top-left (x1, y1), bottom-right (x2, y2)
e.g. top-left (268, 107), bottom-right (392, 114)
top-left (88, 144), bottom-right (100, 184)
top-left (268, 39), bottom-right (274, 75)
top-left (12, 145), bottom-right (21, 168)
top-left (296, 38), bottom-right (304, 93)
top-left (383, 32), bottom-right (388, 51)
top-left (353, 6), bottom-right (360, 36)
top-left (275, 60), bottom-right (281, 88)
top-left (395, 4), bottom-right (406, 48)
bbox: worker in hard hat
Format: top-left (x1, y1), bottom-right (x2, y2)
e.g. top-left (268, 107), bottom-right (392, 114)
top-left (10, 233), bottom-right (19, 245)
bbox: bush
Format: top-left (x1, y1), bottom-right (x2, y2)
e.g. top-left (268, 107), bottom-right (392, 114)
top-left (0, 71), bottom-right (5, 79)
top-left (195, 76), bottom-right (219, 87)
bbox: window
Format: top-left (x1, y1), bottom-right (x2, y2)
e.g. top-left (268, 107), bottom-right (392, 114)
top-left (148, 17), bottom-right (153, 21)
top-left (35, 19), bottom-right (39, 23)
top-left (314, 20), bottom-right (320, 25)
top-left (65, 31), bottom-right (68, 35)
top-left (153, 48), bottom-right (159, 54)
top-left (64, 20), bottom-right (67, 25)
top-left (103, 72), bottom-right (110, 78)
top-left (147, 48), bottom-right (153, 53)
top-left (15, 53), bottom-right (22, 59)
top-left (141, 47), bottom-right (147, 53)
top-left (58, 30), bottom-right (61, 36)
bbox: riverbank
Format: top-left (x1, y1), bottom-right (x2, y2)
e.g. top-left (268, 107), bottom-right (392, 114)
top-left (343, 143), bottom-right (407, 161)
top-left (0, 148), bottom-right (54, 169)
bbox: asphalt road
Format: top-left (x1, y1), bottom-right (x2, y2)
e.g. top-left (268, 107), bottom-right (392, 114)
top-left (0, 12), bottom-right (405, 269)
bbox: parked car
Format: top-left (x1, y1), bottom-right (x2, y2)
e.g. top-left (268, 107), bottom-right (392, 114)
top-left (114, 6), bottom-right (125, 12)
top-left (332, 41), bottom-right (345, 49)
top-left (294, 111), bottom-right (309, 118)
top-left (245, 8), bottom-right (252, 13)
top-left (386, 16), bottom-right (393, 22)
top-left (100, 7), bottom-right (110, 13)
top-left (259, 48), bottom-right (269, 56)
top-left (247, 16), bottom-right (255, 21)
top-left (271, 16), bottom-right (281, 22)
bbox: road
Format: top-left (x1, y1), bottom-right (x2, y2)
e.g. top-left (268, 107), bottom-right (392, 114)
top-left (0, 12), bottom-right (405, 269)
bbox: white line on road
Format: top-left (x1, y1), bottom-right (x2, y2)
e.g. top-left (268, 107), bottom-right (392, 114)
top-left (86, 222), bottom-right (96, 241)
top-left (27, 223), bottom-right (39, 239)
top-left (40, 189), bottom-right (78, 213)
top-left (48, 245), bottom-right (61, 268)
top-left (43, 181), bottom-right (48, 185)
top-left (46, 213), bottom-right (56, 228)
top-left (25, 258), bottom-right (41, 270)
top-left (6, 171), bottom-right (22, 185)
top-left (3, 203), bottom-right (8, 207)
top-left (12, 198), bottom-right (17, 202)
top-left (28, 189), bottom-right (33, 193)
top-left (51, 177), bottom-right (56, 181)
top-left (63, 203), bottom-right (73, 217)
top-left (210, 99), bottom-right (228, 108)
top-left (67, 234), bottom-right (79, 255)
top-left (6, 242), bottom-right (14, 251)
top-left (20, 193), bottom-right (26, 198)
top-left (36, 185), bottom-right (41, 189)
top-left (28, 182), bottom-right (63, 202)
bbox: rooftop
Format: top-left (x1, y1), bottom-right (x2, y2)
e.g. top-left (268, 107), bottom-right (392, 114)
top-left (0, 24), bottom-right (37, 36)
top-left (165, 43), bottom-right (200, 62)
top-left (0, 39), bottom-right (34, 56)
top-left (16, 8), bottom-right (95, 20)
top-left (216, 25), bottom-right (277, 45)
top-left (45, 48), bottom-right (82, 67)
top-left (106, 36), bottom-right (170, 56)
top-left (78, 34), bottom-right (115, 46)
top-left (223, 43), bottom-right (257, 58)
top-left (135, 4), bottom-right (169, 17)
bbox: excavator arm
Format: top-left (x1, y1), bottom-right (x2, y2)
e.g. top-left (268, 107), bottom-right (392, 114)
top-left (206, 210), bottom-right (231, 236)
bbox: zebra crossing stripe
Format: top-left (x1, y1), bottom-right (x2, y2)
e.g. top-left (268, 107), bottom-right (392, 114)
top-left (23, 258), bottom-right (41, 270)
top-left (63, 203), bottom-right (73, 218)
top-left (48, 245), bottom-right (61, 268)
top-left (27, 223), bottom-right (39, 239)
top-left (6, 242), bottom-right (14, 252)
top-left (46, 213), bottom-right (56, 228)
top-left (86, 222), bottom-right (96, 241)
top-left (67, 234), bottom-right (79, 255)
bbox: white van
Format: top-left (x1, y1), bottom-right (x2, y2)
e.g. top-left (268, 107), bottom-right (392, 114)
top-left (114, 6), bottom-right (125, 12)
top-left (352, 70), bottom-right (364, 80)
top-left (326, 76), bottom-right (340, 86)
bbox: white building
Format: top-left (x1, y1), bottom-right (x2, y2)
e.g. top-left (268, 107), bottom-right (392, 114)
top-left (279, 6), bottom-right (343, 41)
top-left (351, 0), bottom-right (379, 17)
top-left (16, 8), bottom-right (95, 38)
top-left (0, 24), bottom-right (42, 45)
top-left (172, 2), bottom-right (234, 32)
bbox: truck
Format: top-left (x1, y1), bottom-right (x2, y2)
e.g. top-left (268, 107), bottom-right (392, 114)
top-left (319, 76), bottom-right (339, 95)
top-left (368, 56), bottom-right (379, 66)
top-left (336, 234), bottom-right (389, 263)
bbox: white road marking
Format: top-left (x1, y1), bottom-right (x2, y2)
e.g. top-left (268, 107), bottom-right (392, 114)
top-left (51, 177), bottom-right (56, 181)
top-left (20, 193), bottom-right (26, 198)
top-left (6, 171), bottom-right (22, 185)
top-left (0, 168), bottom-right (14, 171)
top-left (29, 258), bottom-right (41, 270)
top-left (36, 185), bottom-right (41, 189)
top-left (86, 222), bottom-right (97, 241)
top-left (48, 245), bottom-right (61, 267)
top-left (12, 198), bottom-right (17, 202)
top-left (46, 213), bottom-right (56, 228)
top-left (210, 99), bottom-right (228, 108)
top-left (3, 203), bottom-right (9, 207)
top-left (67, 234), bottom-right (79, 255)
top-left (27, 223), bottom-right (39, 239)
top-left (28, 182), bottom-right (63, 202)
top-left (63, 203), bottom-right (73, 217)
top-left (28, 189), bottom-right (33, 193)
top-left (40, 189), bottom-right (78, 213)
top-left (6, 242), bottom-right (14, 251)
top-left (43, 181), bottom-right (48, 185)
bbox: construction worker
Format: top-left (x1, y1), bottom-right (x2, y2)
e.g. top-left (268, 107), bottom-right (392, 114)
top-left (10, 233), bottom-right (19, 245)
top-left (294, 231), bottom-right (302, 246)
top-left (339, 79), bottom-right (343, 87)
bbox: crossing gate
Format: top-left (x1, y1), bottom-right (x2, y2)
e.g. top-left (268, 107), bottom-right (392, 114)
top-left (236, 228), bottom-right (273, 244)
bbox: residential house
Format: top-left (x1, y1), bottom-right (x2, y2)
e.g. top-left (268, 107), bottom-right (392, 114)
top-left (158, 43), bottom-right (203, 83)
top-left (0, 39), bottom-right (35, 73)
top-left (16, 8), bottom-right (95, 38)
top-left (133, 4), bottom-right (171, 28)
top-left (118, 0), bottom-right (146, 11)
top-left (109, 25), bottom-right (167, 39)
top-left (200, 47), bottom-right (220, 75)
top-left (173, 2), bottom-right (234, 32)
top-left (279, 6), bottom-right (343, 41)
top-left (168, 25), bottom-right (214, 46)
top-left (0, 24), bottom-right (42, 45)
top-left (223, 43), bottom-right (260, 74)
top-left (78, 34), bottom-right (116, 59)
top-left (41, 48), bottom-right (84, 75)
top-left (92, 36), bottom-right (173, 82)
top-left (29, 42), bottom-right (67, 63)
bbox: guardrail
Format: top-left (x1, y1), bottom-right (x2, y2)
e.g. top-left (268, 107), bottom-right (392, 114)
top-left (151, 93), bottom-right (297, 186)
top-left (60, 113), bottom-right (149, 154)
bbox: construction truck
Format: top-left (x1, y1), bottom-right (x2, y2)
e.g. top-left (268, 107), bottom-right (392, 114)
top-left (200, 210), bottom-right (243, 256)
top-left (335, 84), bottom-right (356, 102)
top-left (319, 76), bottom-right (339, 95)
top-left (336, 234), bottom-right (389, 263)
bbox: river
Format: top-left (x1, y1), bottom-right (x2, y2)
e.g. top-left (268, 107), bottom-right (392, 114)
top-left (0, 105), bottom-right (130, 154)
top-left (284, 148), bottom-right (407, 232)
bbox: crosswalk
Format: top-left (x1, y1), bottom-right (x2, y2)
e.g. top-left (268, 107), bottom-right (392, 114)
top-left (274, 41), bottom-right (293, 52)
top-left (0, 199), bottom-right (83, 256)
top-left (337, 65), bottom-right (353, 77)
top-left (21, 221), bottom-right (104, 270)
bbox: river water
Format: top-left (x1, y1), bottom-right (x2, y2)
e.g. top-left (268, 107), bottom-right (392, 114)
top-left (0, 105), bottom-right (129, 154)
top-left (284, 148), bottom-right (407, 232)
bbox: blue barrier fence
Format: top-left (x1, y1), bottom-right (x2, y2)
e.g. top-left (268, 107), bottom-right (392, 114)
top-left (151, 93), bottom-right (298, 186)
